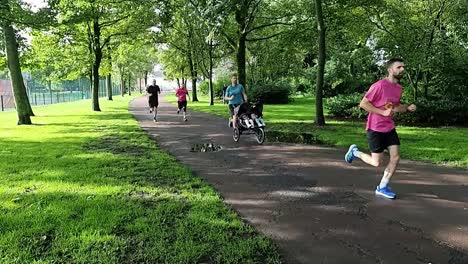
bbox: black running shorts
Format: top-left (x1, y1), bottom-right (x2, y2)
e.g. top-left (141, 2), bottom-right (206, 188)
top-left (148, 96), bottom-right (158, 108)
top-left (366, 129), bottom-right (400, 153)
top-left (228, 104), bottom-right (240, 116)
top-left (177, 101), bottom-right (187, 111)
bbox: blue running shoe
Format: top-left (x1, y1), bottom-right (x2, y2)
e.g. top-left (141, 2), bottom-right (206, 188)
top-left (345, 144), bottom-right (358, 163)
top-left (375, 186), bottom-right (396, 199)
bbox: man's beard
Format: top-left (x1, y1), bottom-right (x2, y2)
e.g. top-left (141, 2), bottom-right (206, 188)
top-left (394, 73), bottom-right (404, 80)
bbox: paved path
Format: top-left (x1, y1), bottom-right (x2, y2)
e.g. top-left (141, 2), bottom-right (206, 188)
top-left (130, 96), bottom-right (468, 264)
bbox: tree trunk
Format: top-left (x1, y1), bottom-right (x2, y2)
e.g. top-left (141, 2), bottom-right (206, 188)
top-left (91, 19), bottom-right (102, 111)
top-left (48, 80), bottom-right (53, 104)
top-left (314, 0), bottom-right (326, 126)
top-left (185, 19), bottom-right (198, 102)
top-left (209, 40), bottom-right (214, 106)
top-left (2, 18), bottom-right (33, 124)
top-left (89, 68), bottom-right (93, 99)
top-left (106, 74), bottom-right (112, 100)
top-left (144, 71), bottom-right (148, 87)
top-left (235, 6), bottom-right (248, 88)
top-left (191, 75), bottom-right (198, 102)
top-left (237, 33), bottom-right (247, 88)
top-left (92, 62), bottom-right (101, 110)
top-left (139, 75), bottom-right (142, 93)
top-left (188, 50), bottom-right (198, 102)
top-left (408, 66), bottom-right (420, 102)
top-left (119, 65), bottom-right (125, 96)
top-left (121, 78), bottom-right (125, 96)
top-left (107, 48), bottom-right (113, 100)
top-left (128, 76), bottom-right (131, 96)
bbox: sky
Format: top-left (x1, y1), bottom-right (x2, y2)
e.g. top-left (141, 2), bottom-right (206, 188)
top-left (23, 0), bottom-right (47, 12)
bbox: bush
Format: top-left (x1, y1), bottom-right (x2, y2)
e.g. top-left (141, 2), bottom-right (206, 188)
top-left (395, 98), bottom-right (468, 126)
top-left (326, 92), bottom-right (366, 118)
top-left (214, 76), bottom-right (231, 98)
top-left (326, 93), bottom-right (468, 126)
top-left (247, 82), bottom-right (291, 104)
top-left (199, 81), bottom-right (209, 95)
top-left (296, 84), bottom-right (310, 94)
top-left (326, 79), bottom-right (372, 97)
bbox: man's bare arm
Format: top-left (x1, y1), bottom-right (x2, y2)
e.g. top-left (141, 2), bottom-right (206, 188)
top-left (360, 97), bottom-right (392, 116)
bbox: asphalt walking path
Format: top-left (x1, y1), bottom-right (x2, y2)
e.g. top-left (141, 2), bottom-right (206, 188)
top-left (130, 95), bottom-right (468, 264)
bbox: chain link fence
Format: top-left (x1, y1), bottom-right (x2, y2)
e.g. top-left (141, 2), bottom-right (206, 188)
top-left (0, 77), bottom-right (121, 111)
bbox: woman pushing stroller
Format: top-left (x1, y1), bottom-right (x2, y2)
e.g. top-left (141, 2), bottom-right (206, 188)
top-left (224, 73), bottom-right (247, 129)
top-left (224, 73), bottom-right (266, 144)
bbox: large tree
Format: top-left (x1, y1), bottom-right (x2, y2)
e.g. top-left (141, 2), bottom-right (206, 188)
top-left (1, 0), bottom-right (35, 124)
top-left (314, 0), bottom-right (325, 125)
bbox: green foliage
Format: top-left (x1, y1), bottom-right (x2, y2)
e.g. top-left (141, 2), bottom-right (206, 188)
top-left (295, 84), bottom-right (310, 94)
top-left (325, 93), bottom-right (366, 119)
top-left (199, 80), bottom-right (209, 95)
top-left (213, 75), bottom-right (231, 98)
top-left (247, 82), bottom-right (291, 104)
top-left (157, 47), bottom-right (190, 81)
top-left (0, 31), bottom-right (5, 70)
top-left (362, 0), bottom-right (468, 101)
top-left (327, 93), bottom-right (468, 126)
top-left (113, 39), bottom-right (156, 85)
top-left (395, 99), bottom-right (468, 126)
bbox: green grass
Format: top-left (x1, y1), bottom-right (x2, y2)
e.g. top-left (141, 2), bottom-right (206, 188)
top-left (169, 95), bottom-right (468, 168)
top-left (0, 97), bottom-right (282, 263)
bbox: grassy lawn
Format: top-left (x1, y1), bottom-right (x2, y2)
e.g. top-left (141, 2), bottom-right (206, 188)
top-left (0, 97), bottom-right (281, 263)
top-left (168, 95), bottom-right (468, 168)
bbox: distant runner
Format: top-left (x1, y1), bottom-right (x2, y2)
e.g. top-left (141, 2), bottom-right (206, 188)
top-left (175, 85), bottom-right (190, 122)
top-left (146, 79), bottom-right (161, 122)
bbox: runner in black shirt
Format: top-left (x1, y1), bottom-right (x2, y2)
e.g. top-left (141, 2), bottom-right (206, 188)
top-left (146, 79), bottom-right (161, 122)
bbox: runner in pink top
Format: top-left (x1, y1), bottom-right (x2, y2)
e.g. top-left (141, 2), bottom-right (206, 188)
top-left (175, 85), bottom-right (190, 121)
top-left (344, 58), bottom-right (417, 199)
top-left (365, 78), bottom-right (402, 132)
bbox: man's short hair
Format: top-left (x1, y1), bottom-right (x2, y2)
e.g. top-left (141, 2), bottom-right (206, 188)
top-left (231, 73), bottom-right (238, 78)
top-left (386, 58), bottom-right (404, 69)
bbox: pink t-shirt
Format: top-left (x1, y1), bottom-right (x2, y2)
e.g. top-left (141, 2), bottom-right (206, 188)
top-left (176, 88), bottom-right (188, 102)
top-left (365, 79), bottom-right (402, 132)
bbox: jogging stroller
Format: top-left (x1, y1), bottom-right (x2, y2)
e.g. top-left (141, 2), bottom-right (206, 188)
top-left (229, 102), bottom-right (266, 144)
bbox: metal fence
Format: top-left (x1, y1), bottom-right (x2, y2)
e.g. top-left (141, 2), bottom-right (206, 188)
top-left (1, 77), bottom-right (121, 111)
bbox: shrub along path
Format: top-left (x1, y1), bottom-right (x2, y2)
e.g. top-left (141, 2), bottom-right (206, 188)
top-left (131, 95), bottom-right (468, 264)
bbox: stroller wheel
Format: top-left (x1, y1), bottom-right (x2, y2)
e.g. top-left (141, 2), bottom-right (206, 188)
top-left (255, 128), bottom-right (265, 145)
top-left (233, 128), bottom-right (240, 142)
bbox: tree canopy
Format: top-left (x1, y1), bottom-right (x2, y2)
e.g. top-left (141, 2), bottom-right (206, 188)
top-left (1, 0), bottom-right (466, 125)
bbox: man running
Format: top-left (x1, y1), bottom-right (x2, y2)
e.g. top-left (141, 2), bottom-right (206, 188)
top-left (146, 79), bottom-right (161, 122)
top-left (175, 84), bottom-right (190, 122)
top-left (345, 58), bottom-right (417, 199)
